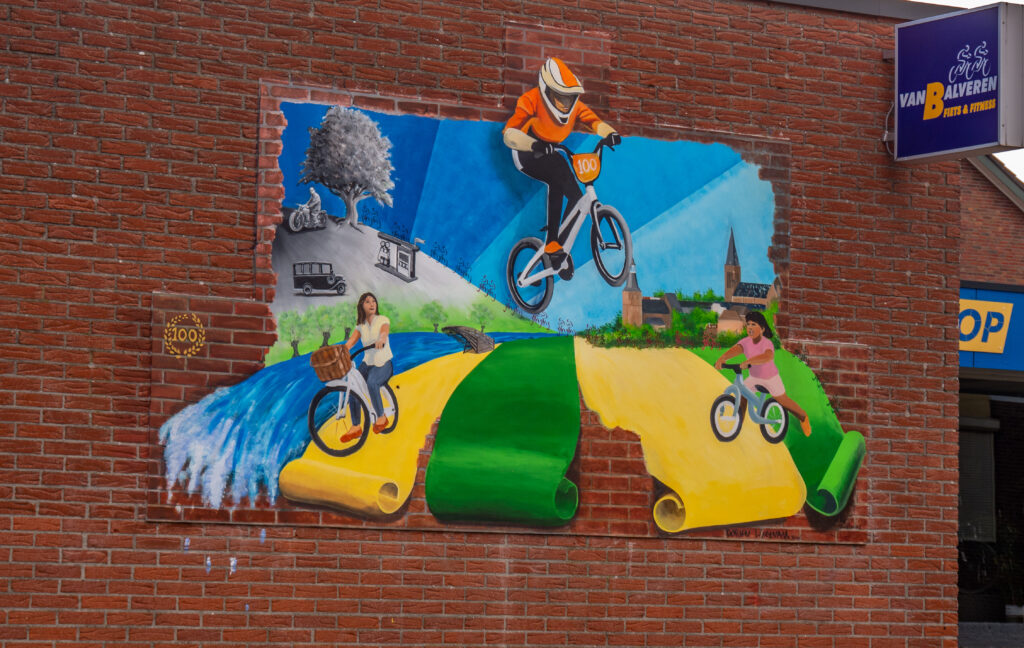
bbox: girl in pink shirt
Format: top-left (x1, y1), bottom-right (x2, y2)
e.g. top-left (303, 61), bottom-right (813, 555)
top-left (715, 311), bottom-right (812, 437)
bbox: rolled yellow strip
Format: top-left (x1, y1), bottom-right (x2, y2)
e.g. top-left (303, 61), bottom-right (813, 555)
top-left (574, 339), bottom-right (806, 532)
top-left (280, 350), bottom-right (489, 516)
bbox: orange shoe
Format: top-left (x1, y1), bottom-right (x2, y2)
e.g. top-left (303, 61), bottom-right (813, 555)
top-left (800, 417), bottom-right (812, 437)
top-left (340, 425), bottom-right (362, 443)
top-left (372, 416), bottom-right (389, 433)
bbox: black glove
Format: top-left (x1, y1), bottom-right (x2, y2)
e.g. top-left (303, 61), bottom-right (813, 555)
top-left (532, 140), bottom-right (556, 157)
top-left (602, 132), bottom-right (622, 149)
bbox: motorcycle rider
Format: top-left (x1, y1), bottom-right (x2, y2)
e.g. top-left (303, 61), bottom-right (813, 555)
top-left (503, 57), bottom-right (620, 276)
top-left (306, 187), bottom-right (321, 216)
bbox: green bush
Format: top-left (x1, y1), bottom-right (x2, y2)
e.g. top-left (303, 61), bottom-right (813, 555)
top-left (678, 288), bottom-right (724, 302)
top-left (716, 330), bottom-right (744, 348)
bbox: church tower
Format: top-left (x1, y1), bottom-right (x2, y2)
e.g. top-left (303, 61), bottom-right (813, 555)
top-left (622, 263), bottom-right (642, 327)
top-left (724, 228), bottom-right (741, 301)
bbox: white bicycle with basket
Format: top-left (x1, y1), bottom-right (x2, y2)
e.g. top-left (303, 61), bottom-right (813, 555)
top-left (307, 345), bottom-right (398, 457)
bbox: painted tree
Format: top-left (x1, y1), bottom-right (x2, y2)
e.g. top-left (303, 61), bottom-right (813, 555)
top-left (298, 308), bottom-right (320, 352)
top-left (420, 300), bottom-right (446, 333)
top-left (277, 311), bottom-right (302, 358)
top-left (328, 302), bottom-right (356, 342)
top-left (377, 299), bottom-right (401, 331)
top-left (311, 305), bottom-right (333, 347)
top-left (469, 300), bottom-right (493, 333)
top-left (300, 107), bottom-right (394, 229)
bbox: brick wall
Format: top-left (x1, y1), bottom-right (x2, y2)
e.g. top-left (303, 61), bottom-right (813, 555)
top-left (960, 162), bottom-right (1024, 285)
top-left (1, 2), bottom-right (959, 647)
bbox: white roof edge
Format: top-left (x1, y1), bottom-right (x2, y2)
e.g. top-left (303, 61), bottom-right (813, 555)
top-left (969, 156), bottom-right (1024, 215)
top-left (770, 0), bottom-right (955, 20)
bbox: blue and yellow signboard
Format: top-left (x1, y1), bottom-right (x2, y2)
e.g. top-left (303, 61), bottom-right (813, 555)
top-left (895, 4), bottom-right (1023, 162)
top-left (961, 286), bottom-right (1024, 371)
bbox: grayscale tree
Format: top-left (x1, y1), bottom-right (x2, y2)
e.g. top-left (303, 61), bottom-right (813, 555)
top-left (300, 106), bottom-right (394, 230)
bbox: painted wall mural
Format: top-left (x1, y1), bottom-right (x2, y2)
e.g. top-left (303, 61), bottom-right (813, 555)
top-left (158, 61), bottom-right (866, 536)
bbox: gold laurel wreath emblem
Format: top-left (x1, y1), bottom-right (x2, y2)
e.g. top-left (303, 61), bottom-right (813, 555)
top-left (164, 312), bottom-right (206, 359)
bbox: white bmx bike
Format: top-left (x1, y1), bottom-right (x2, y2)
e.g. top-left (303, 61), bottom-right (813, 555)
top-left (506, 139), bottom-right (633, 314)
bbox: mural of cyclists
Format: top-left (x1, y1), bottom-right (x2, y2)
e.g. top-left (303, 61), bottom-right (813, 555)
top-left (156, 58), bottom-right (865, 537)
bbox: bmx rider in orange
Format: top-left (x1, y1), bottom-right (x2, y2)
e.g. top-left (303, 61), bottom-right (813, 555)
top-left (503, 57), bottom-right (620, 275)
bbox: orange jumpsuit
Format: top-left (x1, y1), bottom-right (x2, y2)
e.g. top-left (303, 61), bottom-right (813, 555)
top-left (503, 88), bottom-right (609, 246)
top-left (504, 88), bottom-right (604, 143)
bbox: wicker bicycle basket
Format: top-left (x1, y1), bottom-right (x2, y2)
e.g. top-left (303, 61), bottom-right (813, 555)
top-left (310, 345), bottom-right (352, 382)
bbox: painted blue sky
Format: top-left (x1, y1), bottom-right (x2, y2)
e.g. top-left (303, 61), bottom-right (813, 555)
top-left (279, 103), bottom-right (777, 329)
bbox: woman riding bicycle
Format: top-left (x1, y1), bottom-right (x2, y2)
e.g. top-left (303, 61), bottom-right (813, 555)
top-left (503, 57), bottom-right (621, 272)
top-left (340, 292), bottom-right (393, 442)
top-left (714, 311), bottom-right (812, 437)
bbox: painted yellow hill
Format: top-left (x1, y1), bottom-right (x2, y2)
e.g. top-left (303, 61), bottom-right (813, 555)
top-left (279, 350), bottom-right (489, 516)
top-left (574, 339), bottom-right (806, 532)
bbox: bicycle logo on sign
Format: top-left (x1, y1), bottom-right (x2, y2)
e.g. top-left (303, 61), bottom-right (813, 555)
top-left (948, 41), bottom-right (991, 84)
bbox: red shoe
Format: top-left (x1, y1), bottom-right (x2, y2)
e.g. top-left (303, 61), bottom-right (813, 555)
top-left (372, 416), bottom-right (389, 433)
top-left (340, 425), bottom-right (362, 443)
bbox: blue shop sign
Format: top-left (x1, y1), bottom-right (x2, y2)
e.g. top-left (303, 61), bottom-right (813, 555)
top-left (960, 286), bottom-right (1024, 372)
top-left (895, 4), bottom-right (1023, 162)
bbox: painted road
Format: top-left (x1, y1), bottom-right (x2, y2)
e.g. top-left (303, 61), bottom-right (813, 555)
top-left (279, 349), bottom-right (489, 516)
top-left (280, 338), bottom-right (857, 532)
top-left (573, 338), bottom-right (807, 532)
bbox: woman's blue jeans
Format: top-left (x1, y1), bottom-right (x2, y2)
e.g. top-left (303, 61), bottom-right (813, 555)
top-left (349, 360), bottom-right (393, 423)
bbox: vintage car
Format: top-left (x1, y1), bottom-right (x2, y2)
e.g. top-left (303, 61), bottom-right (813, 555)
top-left (293, 262), bottom-right (346, 296)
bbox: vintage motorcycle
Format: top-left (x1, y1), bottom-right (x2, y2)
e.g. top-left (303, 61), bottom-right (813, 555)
top-left (286, 203), bottom-right (328, 233)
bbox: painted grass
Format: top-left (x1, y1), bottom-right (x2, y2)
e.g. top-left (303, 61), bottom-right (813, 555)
top-left (424, 336), bottom-right (581, 526)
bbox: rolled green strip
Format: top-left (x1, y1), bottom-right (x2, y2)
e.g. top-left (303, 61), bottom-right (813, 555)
top-left (424, 336), bottom-right (581, 526)
top-left (773, 350), bottom-right (865, 516)
top-left (815, 430), bottom-right (866, 514)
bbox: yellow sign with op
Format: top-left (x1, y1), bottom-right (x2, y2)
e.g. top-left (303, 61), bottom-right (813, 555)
top-left (960, 299), bottom-right (1013, 354)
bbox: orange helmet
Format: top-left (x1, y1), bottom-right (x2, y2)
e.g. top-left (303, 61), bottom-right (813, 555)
top-left (538, 57), bottom-right (584, 125)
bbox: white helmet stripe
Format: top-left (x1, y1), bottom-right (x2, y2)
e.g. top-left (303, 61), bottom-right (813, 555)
top-left (546, 59), bottom-right (565, 87)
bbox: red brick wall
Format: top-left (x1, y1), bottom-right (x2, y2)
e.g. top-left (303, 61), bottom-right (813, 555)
top-left (960, 162), bottom-right (1024, 285)
top-left (1, 2), bottom-right (959, 647)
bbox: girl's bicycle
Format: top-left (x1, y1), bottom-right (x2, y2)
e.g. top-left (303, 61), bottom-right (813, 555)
top-left (506, 139), bottom-right (632, 314)
top-left (307, 346), bottom-right (398, 457)
top-left (709, 363), bottom-right (789, 444)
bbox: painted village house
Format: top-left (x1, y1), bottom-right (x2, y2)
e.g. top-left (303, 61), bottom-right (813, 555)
top-left (622, 229), bottom-right (779, 334)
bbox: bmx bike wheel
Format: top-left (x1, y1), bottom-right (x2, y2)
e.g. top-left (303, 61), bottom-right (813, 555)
top-left (591, 205), bottom-right (632, 287)
top-left (758, 398), bottom-right (789, 443)
top-left (710, 394), bottom-right (742, 442)
top-left (307, 384), bottom-right (371, 457)
top-left (506, 236), bottom-right (554, 314)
